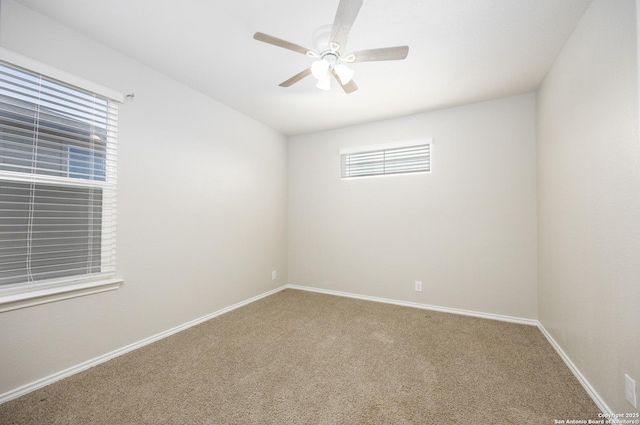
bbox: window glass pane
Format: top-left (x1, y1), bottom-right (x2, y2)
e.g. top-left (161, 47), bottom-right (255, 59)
top-left (69, 147), bottom-right (106, 181)
top-left (0, 181), bottom-right (102, 286)
top-left (0, 62), bottom-right (110, 180)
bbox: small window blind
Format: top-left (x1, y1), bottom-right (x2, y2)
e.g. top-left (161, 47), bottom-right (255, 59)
top-left (341, 140), bottom-right (431, 178)
top-left (0, 59), bottom-right (119, 287)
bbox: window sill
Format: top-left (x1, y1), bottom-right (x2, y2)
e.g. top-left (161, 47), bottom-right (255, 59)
top-left (0, 278), bottom-right (124, 313)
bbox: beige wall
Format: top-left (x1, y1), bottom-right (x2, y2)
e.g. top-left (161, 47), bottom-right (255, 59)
top-left (288, 93), bottom-right (538, 319)
top-left (537, 0), bottom-right (640, 414)
top-left (0, 0), bottom-right (288, 395)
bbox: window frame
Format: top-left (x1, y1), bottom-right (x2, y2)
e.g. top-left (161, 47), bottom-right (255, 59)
top-left (0, 49), bottom-right (124, 312)
top-left (339, 138), bottom-right (433, 179)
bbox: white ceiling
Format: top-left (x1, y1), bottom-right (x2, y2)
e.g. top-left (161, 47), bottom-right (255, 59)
top-left (15, 0), bottom-right (592, 135)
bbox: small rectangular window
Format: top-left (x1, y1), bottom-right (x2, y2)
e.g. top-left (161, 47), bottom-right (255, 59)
top-left (340, 139), bottom-right (432, 179)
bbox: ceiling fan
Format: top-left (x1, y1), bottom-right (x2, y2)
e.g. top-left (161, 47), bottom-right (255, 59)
top-left (253, 0), bottom-right (409, 94)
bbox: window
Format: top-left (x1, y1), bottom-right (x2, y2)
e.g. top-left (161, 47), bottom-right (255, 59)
top-left (340, 139), bottom-right (432, 179)
top-left (0, 53), bottom-right (123, 311)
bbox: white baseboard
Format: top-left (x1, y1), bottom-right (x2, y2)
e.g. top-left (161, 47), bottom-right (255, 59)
top-left (536, 323), bottom-right (613, 415)
top-left (0, 285), bottom-right (288, 405)
top-left (285, 284), bottom-right (539, 326)
top-left (286, 284), bottom-right (610, 415)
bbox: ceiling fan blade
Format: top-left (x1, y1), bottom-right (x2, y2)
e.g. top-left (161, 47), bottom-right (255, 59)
top-left (279, 68), bottom-right (312, 87)
top-left (332, 70), bottom-right (358, 94)
top-left (340, 79), bottom-right (358, 94)
top-left (347, 46), bottom-right (410, 63)
top-left (253, 32), bottom-right (312, 56)
top-left (329, 0), bottom-right (363, 52)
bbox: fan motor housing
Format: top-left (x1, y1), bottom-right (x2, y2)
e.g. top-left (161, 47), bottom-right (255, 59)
top-left (312, 24), bottom-right (334, 53)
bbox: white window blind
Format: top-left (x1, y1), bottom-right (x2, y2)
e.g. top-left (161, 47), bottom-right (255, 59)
top-left (0, 59), bottom-right (118, 288)
top-left (341, 139), bottom-right (431, 178)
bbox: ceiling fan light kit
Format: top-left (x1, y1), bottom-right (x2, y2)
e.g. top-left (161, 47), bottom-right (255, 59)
top-left (253, 0), bottom-right (409, 94)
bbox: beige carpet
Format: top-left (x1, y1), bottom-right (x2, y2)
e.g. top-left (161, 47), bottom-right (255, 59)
top-left (0, 289), bottom-right (600, 424)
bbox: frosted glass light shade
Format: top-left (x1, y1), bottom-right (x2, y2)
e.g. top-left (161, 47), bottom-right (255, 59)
top-left (311, 59), bottom-right (330, 80)
top-left (316, 76), bottom-right (331, 91)
top-left (334, 64), bottom-right (354, 84)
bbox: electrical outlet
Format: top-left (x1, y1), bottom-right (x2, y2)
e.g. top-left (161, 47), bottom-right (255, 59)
top-left (271, 270), bottom-right (277, 280)
top-left (414, 281), bottom-right (422, 292)
top-left (625, 374), bottom-right (637, 408)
